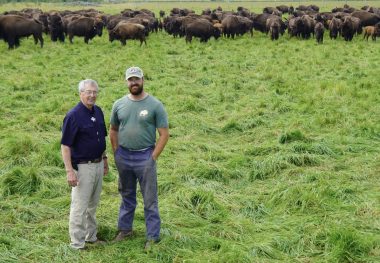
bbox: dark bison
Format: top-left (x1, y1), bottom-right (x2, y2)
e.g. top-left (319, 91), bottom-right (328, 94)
top-left (341, 16), bottom-right (358, 41)
top-left (266, 17), bottom-right (281, 40)
top-left (300, 15), bottom-right (315, 39)
top-left (328, 17), bottom-right (342, 39)
top-left (351, 11), bottom-right (380, 27)
top-left (314, 22), bottom-right (324, 43)
top-left (276, 5), bottom-right (290, 14)
top-left (222, 15), bottom-right (253, 38)
top-left (287, 16), bottom-right (302, 38)
top-left (67, 17), bottom-right (104, 44)
top-left (109, 22), bottom-right (146, 46)
top-left (252, 13), bottom-right (285, 34)
top-left (185, 19), bottom-right (221, 43)
top-left (48, 12), bottom-right (65, 42)
top-left (0, 15), bottom-right (43, 49)
top-left (263, 7), bottom-right (281, 16)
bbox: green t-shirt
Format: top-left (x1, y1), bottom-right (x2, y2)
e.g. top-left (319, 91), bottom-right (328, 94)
top-left (110, 94), bottom-right (168, 150)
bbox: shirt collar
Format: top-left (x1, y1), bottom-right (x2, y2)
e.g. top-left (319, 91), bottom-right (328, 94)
top-left (78, 102), bottom-right (95, 114)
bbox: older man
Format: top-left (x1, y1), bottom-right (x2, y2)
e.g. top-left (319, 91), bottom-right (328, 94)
top-left (61, 79), bottom-right (108, 250)
top-left (110, 67), bottom-right (169, 250)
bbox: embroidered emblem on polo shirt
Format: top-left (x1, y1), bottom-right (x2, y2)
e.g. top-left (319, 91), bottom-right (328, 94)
top-left (140, 110), bottom-right (148, 117)
top-left (91, 117), bottom-right (96, 122)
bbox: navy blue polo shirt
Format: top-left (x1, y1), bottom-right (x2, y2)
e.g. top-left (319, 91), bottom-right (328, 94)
top-left (61, 102), bottom-right (107, 163)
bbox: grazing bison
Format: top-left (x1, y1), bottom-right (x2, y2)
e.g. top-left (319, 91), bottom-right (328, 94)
top-left (300, 15), bottom-right (315, 39)
top-left (314, 22), bottom-right (324, 43)
top-left (287, 16), bottom-right (302, 38)
top-left (329, 17), bottom-right (342, 39)
top-left (341, 16), bottom-right (357, 41)
top-left (263, 7), bottom-right (281, 16)
top-left (252, 13), bottom-right (285, 34)
top-left (67, 17), bottom-right (104, 44)
top-left (276, 5), bottom-right (290, 14)
top-left (351, 11), bottom-right (380, 27)
top-left (0, 15), bottom-right (44, 49)
top-left (109, 22), bottom-right (146, 46)
top-left (266, 17), bottom-right (281, 40)
top-left (185, 19), bottom-right (221, 43)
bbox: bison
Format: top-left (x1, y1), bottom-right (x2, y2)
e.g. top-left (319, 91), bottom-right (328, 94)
top-left (48, 12), bottom-right (65, 42)
top-left (363, 25), bottom-right (380, 40)
top-left (341, 16), bottom-right (357, 41)
top-left (184, 19), bottom-right (221, 43)
top-left (329, 17), bottom-right (342, 39)
top-left (109, 22), bottom-right (146, 46)
top-left (67, 17), bottom-right (104, 44)
top-left (266, 17), bottom-right (281, 40)
top-left (314, 22), bottom-right (324, 43)
top-left (351, 10), bottom-right (380, 27)
top-left (0, 15), bottom-right (43, 49)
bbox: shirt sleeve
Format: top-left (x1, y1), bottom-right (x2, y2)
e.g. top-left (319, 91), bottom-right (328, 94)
top-left (110, 101), bottom-right (120, 127)
top-left (61, 114), bottom-right (78, 146)
top-left (99, 108), bottom-right (108, 137)
top-left (155, 102), bottom-right (169, 128)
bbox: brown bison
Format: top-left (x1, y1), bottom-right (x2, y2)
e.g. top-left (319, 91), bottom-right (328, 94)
top-left (351, 10), bottom-right (380, 27)
top-left (328, 17), bottom-right (342, 39)
top-left (48, 12), bottom-right (65, 42)
top-left (363, 24), bottom-right (380, 40)
top-left (0, 15), bottom-right (44, 49)
top-left (341, 16), bottom-right (358, 41)
top-left (314, 22), bottom-right (324, 44)
top-left (266, 17), bottom-right (282, 40)
top-left (184, 19), bottom-right (221, 43)
top-left (67, 17), bottom-right (104, 44)
top-left (109, 22), bottom-right (146, 46)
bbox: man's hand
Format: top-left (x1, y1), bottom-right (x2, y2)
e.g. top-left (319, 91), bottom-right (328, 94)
top-left (67, 169), bottom-right (78, 187)
top-left (103, 158), bottom-right (109, 176)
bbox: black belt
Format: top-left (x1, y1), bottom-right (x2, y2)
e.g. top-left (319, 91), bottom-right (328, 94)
top-left (77, 157), bottom-right (102, 164)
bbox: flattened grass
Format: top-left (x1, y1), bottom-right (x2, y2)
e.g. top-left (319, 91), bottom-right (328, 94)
top-left (0, 2), bottom-right (379, 262)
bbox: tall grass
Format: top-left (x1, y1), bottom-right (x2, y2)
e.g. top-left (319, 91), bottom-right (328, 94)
top-left (0, 1), bottom-right (379, 262)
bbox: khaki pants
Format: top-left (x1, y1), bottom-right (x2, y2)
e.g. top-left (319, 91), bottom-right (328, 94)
top-left (69, 161), bottom-right (103, 249)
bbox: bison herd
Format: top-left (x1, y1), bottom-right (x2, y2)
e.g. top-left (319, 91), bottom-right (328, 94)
top-left (0, 4), bottom-right (380, 49)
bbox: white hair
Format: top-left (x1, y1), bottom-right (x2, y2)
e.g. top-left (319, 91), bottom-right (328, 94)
top-left (78, 79), bottom-right (99, 93)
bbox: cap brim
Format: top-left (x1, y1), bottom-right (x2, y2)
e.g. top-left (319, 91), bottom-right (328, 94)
top-left (126, 74), bottom-right (143, 80)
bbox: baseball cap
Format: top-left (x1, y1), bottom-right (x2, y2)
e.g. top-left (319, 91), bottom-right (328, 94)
top-left (125, 66), bottom-right (144, 80)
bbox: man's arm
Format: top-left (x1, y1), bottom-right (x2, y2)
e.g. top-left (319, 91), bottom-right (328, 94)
top-left (152, 127), bottom-right (169, 161)
top-left (109, 124), bottom-right (119, 153)
top-left (61, 144), bottom-right (78, 187)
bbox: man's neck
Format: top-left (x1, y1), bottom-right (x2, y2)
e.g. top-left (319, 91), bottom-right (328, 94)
top-left (128, 91), bottom-right (148, 101)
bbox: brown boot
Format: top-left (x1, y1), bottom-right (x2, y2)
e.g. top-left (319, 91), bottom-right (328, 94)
top-left (113, 230), bottom-right (133, 242)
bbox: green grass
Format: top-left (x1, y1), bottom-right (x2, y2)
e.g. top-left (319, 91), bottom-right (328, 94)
top-left (0, 1), bottom-right (379, 262)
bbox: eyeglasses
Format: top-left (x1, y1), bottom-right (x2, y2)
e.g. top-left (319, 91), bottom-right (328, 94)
top-left (82, 90), bottom-right (98, 96)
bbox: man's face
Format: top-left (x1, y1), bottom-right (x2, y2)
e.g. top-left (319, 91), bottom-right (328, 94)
top-left (127, 77), bottom-right (144, 95)
top-left (80, 84), bottom-right (98, 109)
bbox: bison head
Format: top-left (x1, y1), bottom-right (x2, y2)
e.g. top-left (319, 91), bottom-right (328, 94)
top-left (94, 20), bottom-right (104, 37)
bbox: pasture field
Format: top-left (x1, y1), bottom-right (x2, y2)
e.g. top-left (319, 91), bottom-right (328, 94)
top-left (0, 1), bottom-right (380, 263)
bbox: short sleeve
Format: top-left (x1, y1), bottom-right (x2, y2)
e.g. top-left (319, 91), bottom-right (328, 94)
top-left (155, 102), bottom-right (168, 128)
top-left (110, 101), bottom-right (120, 127)
top-left (61, 114), bottom-right (78, 146)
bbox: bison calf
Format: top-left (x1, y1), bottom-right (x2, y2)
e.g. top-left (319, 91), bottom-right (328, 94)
top-left (363, 25), bottom-right (379, 41)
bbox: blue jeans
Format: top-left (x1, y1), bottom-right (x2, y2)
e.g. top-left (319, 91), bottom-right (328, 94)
top-left (114, 146), bottom-right (160, 241)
